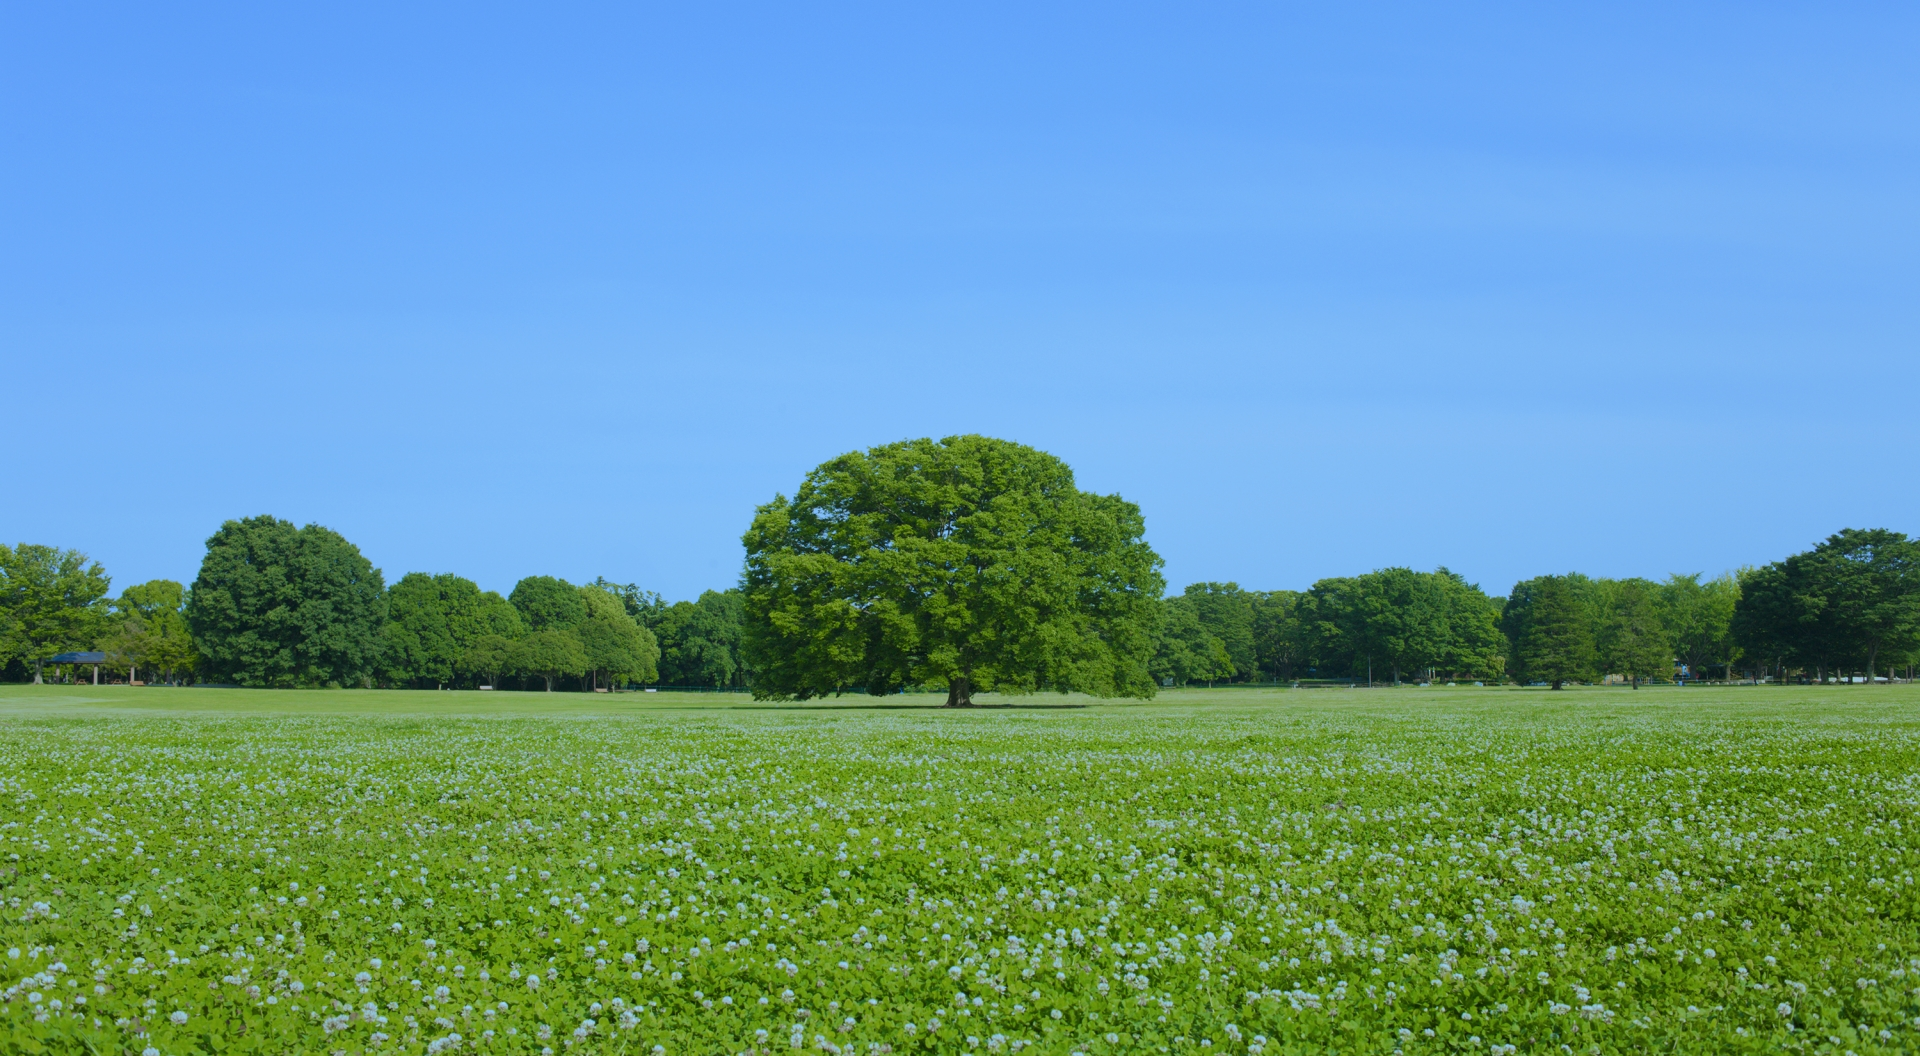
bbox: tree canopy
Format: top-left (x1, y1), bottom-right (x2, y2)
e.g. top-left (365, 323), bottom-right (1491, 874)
top-left (1659, 573), bottom-right (1740, 679)
top-left (510, 575), bottom-right (587, 631)
top-left (1596, 578), bottom-right (1668, 688)
top-left (0, 543), bottom-right (114, 683)
top-left (185, 516), bottom-right (388, 687)
top-left (1149, 593), bottom-right (1235, 687)
top-left (102, 579), bottom-right (199, 683)
top-left (653, 589), bottom-right (749, 688)
top-left (1734, 529), bottom-right (1920, 682)
top-left (1503, 574), bottom-right (1597, 689)
top-left (576, 585), bottom-right (660, 689)
top-left (742, 435), bottom-right (1164, 705)
top-left (383, 573), bottom-right (523, 688)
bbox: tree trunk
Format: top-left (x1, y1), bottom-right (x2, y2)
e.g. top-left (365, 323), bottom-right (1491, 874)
top-left (1551, 678), bottom-right (1564, 690)
top-left (944, 677), bottom-right (974, 708)
top-left (543, 674), bottom-right (553, 692)
top-left (31, 658), bottom-right (42, 685)
top-left (1630, 676), bottom-right (1639, 690)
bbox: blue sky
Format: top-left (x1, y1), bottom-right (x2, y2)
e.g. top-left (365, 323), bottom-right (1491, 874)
top-left (5, 3), bottom-right (1916, 601)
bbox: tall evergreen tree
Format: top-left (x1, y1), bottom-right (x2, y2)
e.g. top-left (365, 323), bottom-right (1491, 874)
top-left (1504, 574), bottom-right (1596, 689)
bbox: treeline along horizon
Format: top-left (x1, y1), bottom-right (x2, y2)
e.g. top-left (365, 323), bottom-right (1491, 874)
top-left (4, 516), bottom-right (1914, 692)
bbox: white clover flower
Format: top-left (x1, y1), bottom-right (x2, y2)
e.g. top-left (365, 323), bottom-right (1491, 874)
top-left (170, 1010), bottom-right (189, 1025)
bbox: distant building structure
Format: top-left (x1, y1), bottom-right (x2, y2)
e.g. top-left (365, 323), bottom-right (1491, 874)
top-left (48, 650), bottom-right (108, 685)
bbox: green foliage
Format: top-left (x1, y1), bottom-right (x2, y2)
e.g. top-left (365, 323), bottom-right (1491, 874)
top-left (1734, 528), bottom-right (1920, 681)
top-left (1249, 590), bottom-right (1307, 681)
top-left (1596, 578), bottom-right (1669, 687)
top-left (654, 589), bottom-right (748, 688)
top-left (577, 585), bottom-right (660, 688)
top-left (0, 543), bottom-right (113, 683)
top-left (102, 579), bottom-right (198, 683)
top-left (1431, 569), bottom-right (1506, 681)
top-left (593, 578), bottom-right (670, 627)
top-left (463, 633), bottom-right (523, 688)
top-left (1148, 594), bottom-right (1235, 686)
top-left (1658, 572), bottom-right (1740, 678)
top-left (517, 628), bottom-right (589, 691)
top-left (1503, 574), bottom-right (1597, 688)
top-left (510, 575), bottom-right (587, 631)
top-left (1295, 568), bottom-right (1502, 683)
top-left (184, 516), bottom-right (388, 687)
top-left (742, 435), bottom-right (1164, 705)
top-left (383, 573), bottom-right (524, 688)
top-left (5, 685), bottom-right (1918, 1054)
top-left (1179, 582), bottom-right (1257, 680)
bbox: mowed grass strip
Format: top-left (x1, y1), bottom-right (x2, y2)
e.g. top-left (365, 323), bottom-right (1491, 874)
top-left (2, 685), bottom-right (1917, 1055)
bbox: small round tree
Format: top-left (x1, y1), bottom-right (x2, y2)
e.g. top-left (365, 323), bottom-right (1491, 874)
top-left (741, 435), bottom-right (1164, 705)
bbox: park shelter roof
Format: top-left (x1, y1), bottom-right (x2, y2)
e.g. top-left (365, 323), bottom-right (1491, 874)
top-left (49, 651), bottom-right (107, 663)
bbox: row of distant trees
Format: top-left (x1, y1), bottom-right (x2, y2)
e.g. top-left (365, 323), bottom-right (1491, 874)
top-left (3, 514), bottom-right (1914, 691)
top-left (1148, 529), bottom-right (1918, 689)
top-left (0, 516), bottom-right (747, 690)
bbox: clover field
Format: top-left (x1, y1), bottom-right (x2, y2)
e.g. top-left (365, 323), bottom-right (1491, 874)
top-left (2, 685), bottom-right (1917, 1055)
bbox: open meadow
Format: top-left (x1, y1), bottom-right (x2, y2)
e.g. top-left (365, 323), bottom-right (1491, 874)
top-left (2, 683), bottom-right (1917, 1055)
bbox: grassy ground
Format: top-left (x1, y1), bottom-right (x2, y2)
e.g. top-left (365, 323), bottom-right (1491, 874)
top-left (2, 683), bottom-right (1916, 1055)
top-left (2, 679), bottom-right (1910, 716)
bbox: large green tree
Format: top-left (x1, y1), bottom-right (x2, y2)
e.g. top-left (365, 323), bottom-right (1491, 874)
top-left (1503, 574), bottom-right (1597, 689)
top-left (0, 543), bottom-right (114, 683)
top-left (511, 575), bottom-right (587, 632)
top-left (517, 629), bottom-right (588, 692)
top-left (1250, 590), bottom-right (1307, 682)
top-left (1180, 582), bottom-right (1257, 681)
top-left (1735, 529), bottom-right (1920, 683)
top-left (577, 585), bottom-right (659, 689)
top-left (1659, 572), bottom-right (1740, 679)
top-left (654, 589), bottom-right (748, 688)
top-left (103, 579), bottom-right (198, 684)
top-left (185, 516), bottom-right (388, 687)
top-left (1433, 569), bottom-right (1506, 681)
top-left (593, 578), bottom-right (670, 628)
top-left (384, 573), bottom-right (523, 688)
top-left (742, 435), bottom-right (1164, 705)
top-left (1732, 560), bottom-right (1829, 680)
top-left (1811, 529), bottom-right (1920, 682)
top-left (464, 634), bottom-right (524, 689)
top-left (1597, 578), bottom-right (1669, 688)
top-left (1303, 569), bottom-right (1448, 685)
top-left (1149, 594), bottom-right (1235, 687)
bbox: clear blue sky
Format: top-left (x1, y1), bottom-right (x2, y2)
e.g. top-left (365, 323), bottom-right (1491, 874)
top-left (6, 3), bottom-right (1916, 601)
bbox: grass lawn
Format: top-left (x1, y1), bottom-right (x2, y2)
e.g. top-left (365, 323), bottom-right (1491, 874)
top-left (1, 683), bottom-right (1916, 1054)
